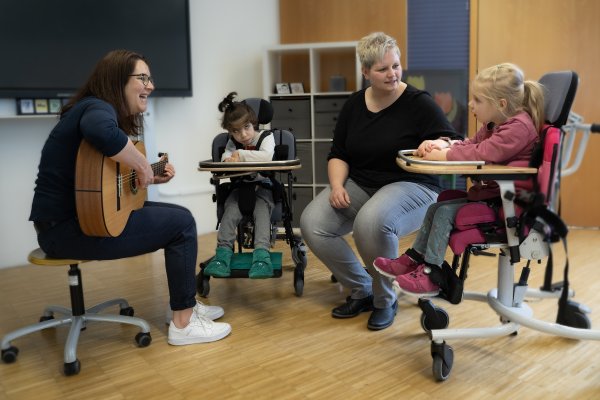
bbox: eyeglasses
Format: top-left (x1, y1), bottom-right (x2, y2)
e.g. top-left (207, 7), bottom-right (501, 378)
top-left (129, 73), bottom-right (154, 86)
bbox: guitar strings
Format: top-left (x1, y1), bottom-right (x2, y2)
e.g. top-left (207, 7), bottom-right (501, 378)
top-left (121, 160), bottom-right (168, 181)
top-left (120, 159), bottom-right (169, 183)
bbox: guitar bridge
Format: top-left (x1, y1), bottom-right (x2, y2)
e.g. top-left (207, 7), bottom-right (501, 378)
top-left (117, 174), bottom-right (122, 197)
top-left (116, 163), bottom-right (123, 211)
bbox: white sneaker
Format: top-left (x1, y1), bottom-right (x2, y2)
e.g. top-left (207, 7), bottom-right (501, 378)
top-left (193, 301), bottom-right (225, 320)
top-left (165, 301), bottom-right (225, 325)
top-left (168, 312), bottom-right (231, 345)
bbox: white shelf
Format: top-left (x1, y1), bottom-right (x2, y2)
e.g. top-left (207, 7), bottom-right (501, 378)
top-left (0, 114), bottom-right (58, 121)
top-left (263, 41), bottom-right (361, 97)
top-left (0, 99), bottom-right (59, 120)
top-left (264, 42), bottom-right (362, 223)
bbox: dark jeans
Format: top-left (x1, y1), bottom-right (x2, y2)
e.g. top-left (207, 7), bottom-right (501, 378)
top-left (36, 201), bottom-right (198, 310)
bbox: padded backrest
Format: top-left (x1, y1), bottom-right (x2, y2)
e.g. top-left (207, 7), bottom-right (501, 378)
top-left (534, 72), bottom-right (578, 206)
top-left (271, 129), bottom-right (296, 160)
top-left (536, 126), bottom-right (561, 206)
top-left (244, 98), bottom-right (297, 161)
top-left (212, 98), bottom-right (274, 161)
top-left (538, 71), bottom-right (578, 127)
top-left (243, 98), bottom-right (274, 125)
top-left (212, 98), bottom-right (297, 162)
top-left (212, 132), bottom-right (230, 162)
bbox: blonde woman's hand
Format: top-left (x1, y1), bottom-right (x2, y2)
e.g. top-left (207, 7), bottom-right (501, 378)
top-left (416, 139), bottom-right (449, 157)
top-left (329, 186), bottom-right (351, 209)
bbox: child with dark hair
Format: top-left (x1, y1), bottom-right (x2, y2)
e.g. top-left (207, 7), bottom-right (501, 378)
top-left (204, 92), bottom-right (276, 279)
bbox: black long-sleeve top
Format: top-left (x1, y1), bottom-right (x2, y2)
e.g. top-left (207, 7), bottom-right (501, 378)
top-left (329, 85), bottom-right (456, 191)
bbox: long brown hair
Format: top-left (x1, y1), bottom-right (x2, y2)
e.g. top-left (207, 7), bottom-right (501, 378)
top-left (62, 49), bottom-right (147, 135)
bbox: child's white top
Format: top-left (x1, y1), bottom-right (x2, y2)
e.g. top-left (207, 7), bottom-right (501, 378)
top-left (221, 129), bottom-right (275, 162)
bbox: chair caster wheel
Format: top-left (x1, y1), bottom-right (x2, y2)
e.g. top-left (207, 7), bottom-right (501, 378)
top-left (1, 346), bottom-right (19, 363)
top-left (294, 267), bottom-right (304, 297)
top-left (135, 332), bottom-right (152, 347)
top-left (198, 277), bottom-right (210, 297)
top-left (120, 306), bottom-right (134, 316)
top-left (291, 244), bottom-right (307, 269)
top-left (196, 266), bottom-right (211, 297)
top-left (39, 315), bottom-right (54, 322)
top-left (64, 359), bottom-right (81, 376)
top-left (418, 298), bottom-right (449, 332)
top-left (557, 300), bottom-right (592, 329)
top-left (420, 309), bottom-right (449, 332)
top-left (431, 341), bottom-right (453, 381)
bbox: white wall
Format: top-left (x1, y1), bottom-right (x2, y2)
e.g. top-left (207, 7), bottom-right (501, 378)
top-left (0, 0), bottom-right (279, 269)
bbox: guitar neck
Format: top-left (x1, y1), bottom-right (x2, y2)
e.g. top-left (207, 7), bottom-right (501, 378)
top-left (122, 158), bottom-right (167, 187)
top-left (152, 159), bottom-right (167, 176)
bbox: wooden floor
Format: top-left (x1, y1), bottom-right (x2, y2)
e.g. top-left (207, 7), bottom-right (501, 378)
top-left (1, 229), bottom-right (600, 399)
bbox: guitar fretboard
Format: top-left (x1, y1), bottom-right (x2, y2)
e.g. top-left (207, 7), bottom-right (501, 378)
top-left (122, 157), bottom-right (168, 184)
top-left (152, 159), bottom-right (168, 176)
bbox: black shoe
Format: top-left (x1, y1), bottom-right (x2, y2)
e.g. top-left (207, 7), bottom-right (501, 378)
top-left (367, 301), bottom-right (398, 330)
top-left (331, 295), bottom-right (374, 318)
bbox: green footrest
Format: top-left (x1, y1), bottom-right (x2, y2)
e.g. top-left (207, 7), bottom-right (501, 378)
top-left (227, 252), bottom-right (282, 278)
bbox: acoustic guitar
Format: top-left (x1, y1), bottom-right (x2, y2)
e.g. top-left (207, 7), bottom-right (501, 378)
top-left (75, 139), bottom-right (167, 237)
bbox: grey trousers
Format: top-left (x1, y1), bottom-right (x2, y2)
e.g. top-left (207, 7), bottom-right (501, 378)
top-left (299, 178), bottom-right (439, 309)
top-left (217, 186), bottom-right (274, 251)
top-left (411, 198), bottom-right (468, 267)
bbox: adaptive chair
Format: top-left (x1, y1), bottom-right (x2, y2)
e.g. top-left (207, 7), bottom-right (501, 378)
top-left (197, 97), bottom-right (308, 297)
top-left (1, 249), bottom-right (151, 376)
top-left (396, 70), bottom-right (600, 381)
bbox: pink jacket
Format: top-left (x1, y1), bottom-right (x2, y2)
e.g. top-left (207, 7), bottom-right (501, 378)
top-left (447, 112), bottom-right (539, 201)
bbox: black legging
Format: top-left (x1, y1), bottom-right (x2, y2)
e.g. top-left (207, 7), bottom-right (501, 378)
top-left (36, 201), bottom-right (198, 310)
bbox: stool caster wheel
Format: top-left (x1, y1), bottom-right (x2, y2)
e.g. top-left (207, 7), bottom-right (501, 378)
top-left (64, 359), bottom-right (81, 376)
top-left (39, 315), bottom-right (54, 322)
top-left (135, 332), bottom-right (152, 347)
top-left (2, 346), bottom-right (19, 363)
top-left (120, 306), bottom-right (134, 317)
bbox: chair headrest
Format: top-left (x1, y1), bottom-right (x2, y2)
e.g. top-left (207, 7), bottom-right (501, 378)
top-left (242, 98), bottom-right (274, 125)
top-left (538, 71), bottom-right (578, 127)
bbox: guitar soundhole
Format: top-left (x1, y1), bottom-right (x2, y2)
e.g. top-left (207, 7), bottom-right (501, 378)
top-left (130, 170), bottom-right (138, 195)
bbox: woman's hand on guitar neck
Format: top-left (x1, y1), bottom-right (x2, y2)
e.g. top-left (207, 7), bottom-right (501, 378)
top-left (111, 139), bottom-right (154, 189)
top-left (154, 162), bottom-right (175, 184)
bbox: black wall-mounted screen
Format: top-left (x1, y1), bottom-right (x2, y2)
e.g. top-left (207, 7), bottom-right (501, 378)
top-left (0, 0), bottom-right (192, 98)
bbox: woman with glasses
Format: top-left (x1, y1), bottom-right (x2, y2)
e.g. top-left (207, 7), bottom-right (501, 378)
top-left (29, 49), bottom-right (231, 345)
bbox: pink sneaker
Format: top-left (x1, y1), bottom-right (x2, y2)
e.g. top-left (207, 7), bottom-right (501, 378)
top-left (393, 264), bottom-right (440, 296)
top-left (373, 253), bottom-right (419, 279)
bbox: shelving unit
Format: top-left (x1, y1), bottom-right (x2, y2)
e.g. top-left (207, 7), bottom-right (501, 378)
top-left (0, 114), bottom-right (58, 121)
top-left (263, 42), bottom-right (361, 226)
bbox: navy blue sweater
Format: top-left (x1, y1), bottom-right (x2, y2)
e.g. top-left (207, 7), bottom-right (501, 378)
top-left (30, 97), bottom-right (129, 222)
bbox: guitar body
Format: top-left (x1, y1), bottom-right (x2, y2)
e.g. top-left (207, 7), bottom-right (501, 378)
top-left (75, 140), bottom-right (148, 237)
